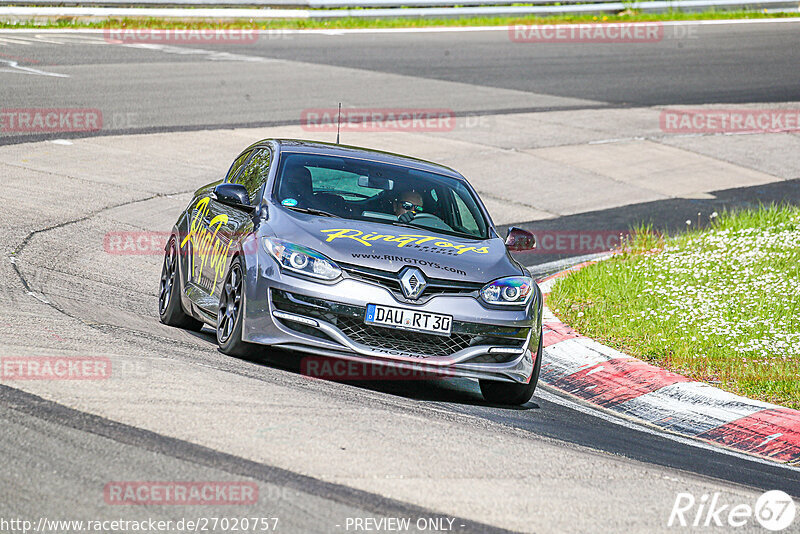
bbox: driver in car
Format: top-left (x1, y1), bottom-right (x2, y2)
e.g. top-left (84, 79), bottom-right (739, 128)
top-left (393, 189), bottom-right (425, 223)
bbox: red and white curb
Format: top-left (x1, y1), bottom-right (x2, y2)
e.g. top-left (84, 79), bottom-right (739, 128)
top-left (536, 264), bottom-right (800, 464)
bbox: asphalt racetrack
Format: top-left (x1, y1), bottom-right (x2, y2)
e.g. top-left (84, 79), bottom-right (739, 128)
top-left (1, 21), bottom-right (799, 533)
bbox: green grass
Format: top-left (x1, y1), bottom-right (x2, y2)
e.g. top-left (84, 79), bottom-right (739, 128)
top-left (548, 205), bottom-right (800, 410)
top-left (0, 9), bottom-right (795, 30)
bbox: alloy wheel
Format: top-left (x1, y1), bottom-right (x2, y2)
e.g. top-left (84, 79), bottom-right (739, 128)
top-left (217, 263), bottom-right (242, 343)
top-left (159, 240), bottom-right (177, 315)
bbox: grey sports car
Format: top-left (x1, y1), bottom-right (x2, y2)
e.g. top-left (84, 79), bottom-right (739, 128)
top-left (159, 139), bottom-right (542, 405)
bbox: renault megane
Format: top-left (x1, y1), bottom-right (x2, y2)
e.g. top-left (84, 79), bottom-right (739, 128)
top-left (159, 139), bottom-right (542, 405)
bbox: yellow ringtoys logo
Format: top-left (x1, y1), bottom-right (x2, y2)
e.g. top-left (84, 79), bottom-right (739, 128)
top-left (181, 197), bottom-right (231, 288)
top-left (320, 228), bottom-right (489, 255)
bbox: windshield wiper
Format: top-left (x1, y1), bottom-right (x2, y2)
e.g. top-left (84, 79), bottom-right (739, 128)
top-left (388, 221), bottom-right (419, 230)
top-left (286, 206), bottom-right (339, 218)
top-left (388, 220), bottom-right (477, 240)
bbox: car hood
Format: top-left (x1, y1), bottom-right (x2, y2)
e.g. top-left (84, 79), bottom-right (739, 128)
top-left (262, 209), bottom-right (523, 283)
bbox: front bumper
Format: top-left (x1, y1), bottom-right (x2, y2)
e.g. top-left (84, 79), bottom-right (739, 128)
top-left (240, 256), bottom-right (541, 384)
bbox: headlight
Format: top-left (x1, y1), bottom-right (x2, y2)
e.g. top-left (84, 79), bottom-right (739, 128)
top-left (262, 238), bottom-right (341, 281)
top-left (481, 276), bottom-right (534, 306)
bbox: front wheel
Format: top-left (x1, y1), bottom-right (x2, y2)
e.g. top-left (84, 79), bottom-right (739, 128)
top-left (479, 330), bottom-right (543, 406)
top-left (217, 257), bottom-right (256, 357)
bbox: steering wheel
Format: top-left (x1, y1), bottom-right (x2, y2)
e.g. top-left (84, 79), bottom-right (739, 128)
top-left (412, 213), bottom-right (440, 221)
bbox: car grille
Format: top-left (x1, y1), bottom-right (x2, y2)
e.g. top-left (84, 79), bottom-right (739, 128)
top-left (340, 263), bottom-right (483, 301)
top-left (336, 316), bottom-right (473, 358)
top-left (271, 290), bottom-right (527, 359)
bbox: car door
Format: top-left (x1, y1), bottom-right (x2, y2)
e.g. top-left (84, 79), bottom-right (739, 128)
top-left (203, 147), bottom-right (272, 302)
top-left (184, 149), bottom-right (252, 301)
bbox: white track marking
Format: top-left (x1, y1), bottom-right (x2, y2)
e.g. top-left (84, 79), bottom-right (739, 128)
top-left (0, 31), bottom-right (272, 62)
top-left (536, 387), bottom-right (800, 471)
top-left (758, 433), bottom-right (784, 447)
top-left (0, 58), bottom-right (68, 77)
top-left (29, 34), bottom-right (100, 45)
top-left (542, 340), bottom-right (616, 378)
top-left (585, 365), bottom-right (605, 376)
top-left (614, 381), bottom-right (776, 435)
top-left (119, 42), bottom-right (271, 62)
top-left (0, 36), bottom-right (34, 45)
top-left (0, 17), bottom-right (797, 36)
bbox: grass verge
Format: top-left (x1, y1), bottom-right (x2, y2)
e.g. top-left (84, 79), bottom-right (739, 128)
top-left (0, 10), bottom-right (797, 30)
top-left (548, 205), bottom-right (800, 410)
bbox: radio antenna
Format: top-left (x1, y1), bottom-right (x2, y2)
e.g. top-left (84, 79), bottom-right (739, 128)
top-left (336, 102), bottom-right (342, 144)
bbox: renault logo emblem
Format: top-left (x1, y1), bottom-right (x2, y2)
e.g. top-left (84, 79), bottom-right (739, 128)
top-left (399, 267), bottom-right (427, 300)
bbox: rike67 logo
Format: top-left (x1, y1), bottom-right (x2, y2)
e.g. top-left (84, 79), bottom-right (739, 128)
top-left (668, 490), bottom-right (796, 531)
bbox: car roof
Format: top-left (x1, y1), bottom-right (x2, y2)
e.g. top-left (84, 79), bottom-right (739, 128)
top-left (266, 139), bottom-right (466, 181)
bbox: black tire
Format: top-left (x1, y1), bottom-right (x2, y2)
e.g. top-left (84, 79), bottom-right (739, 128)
top-left (217, 257), bottom-right (257, 357)
top-left (159, 237), bottom-right (204, 331)
top-left (479, 329), bottom-right (543, 406)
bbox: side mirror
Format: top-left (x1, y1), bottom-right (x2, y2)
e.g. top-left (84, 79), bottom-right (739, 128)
top-left (214, 183), bottom-right (252, 210)
top-left (505, 227), bottom-right (536, 251)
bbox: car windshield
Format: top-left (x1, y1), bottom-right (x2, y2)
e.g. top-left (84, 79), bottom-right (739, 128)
top-left (273, 152), bottom-right (490, 240)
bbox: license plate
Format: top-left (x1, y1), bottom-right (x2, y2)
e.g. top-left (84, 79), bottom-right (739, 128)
top-left (365, 304), bottom-right (452, 336)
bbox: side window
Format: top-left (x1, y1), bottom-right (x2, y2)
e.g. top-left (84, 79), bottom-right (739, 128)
top-left (453, 192), bottom-right (480, 234)
top-left (310, 168), bottom-right (382, 200)
top-left (235, 148), bottom-right (271, 204)
top-left (225, 150), bottom-right (252, 183)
